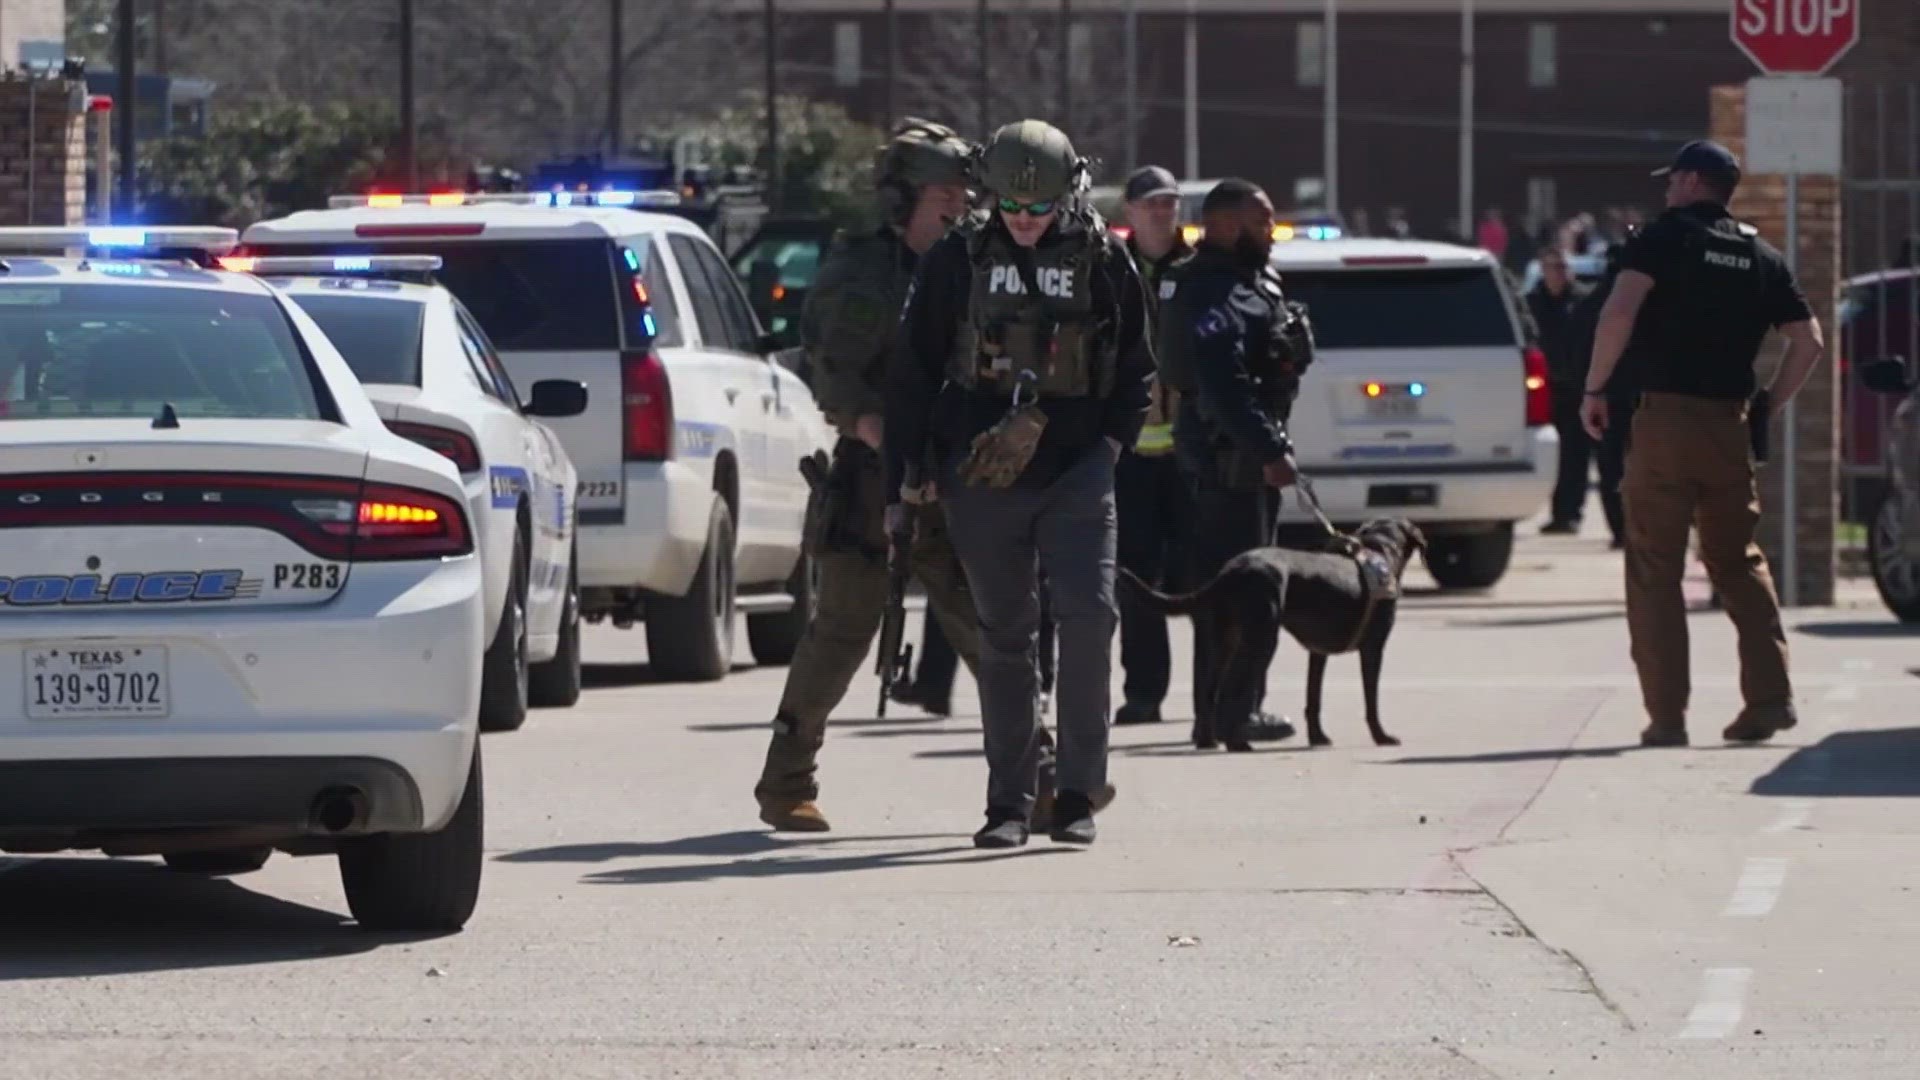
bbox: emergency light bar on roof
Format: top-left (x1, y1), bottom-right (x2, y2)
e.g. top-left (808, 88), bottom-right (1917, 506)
top-left (0, 226), bottom-right (239, 256)
top-left (218, 254), bottom-right (444, 278)
top-left (1171, 222), bottom-right (1343, 245)
top-left (328, 189), bottom-right (682, 210)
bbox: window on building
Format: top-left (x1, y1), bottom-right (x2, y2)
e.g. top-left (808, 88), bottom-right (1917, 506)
top-left (1528, 23), bottom-right (1557, 88)
top-left (1069, 23), bottom-right (1093, 84)
top-left (1527, 178), bottom-right (1558, 232)
top-left (833, 21), bottom-right (861, 88)
top-left (1296, 20), bottom-right (1325, 88)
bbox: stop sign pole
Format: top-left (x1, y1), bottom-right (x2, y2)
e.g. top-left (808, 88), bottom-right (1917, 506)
top-left (1732, 0), bottom-right (1856, 606)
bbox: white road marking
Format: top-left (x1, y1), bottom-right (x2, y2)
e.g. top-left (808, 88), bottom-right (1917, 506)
top-left (1678, 967), bottom-right (1753, 1039)
top-left (1723, 857), bottom-right (1790, 917)
top-left (1823, 685), bottom-right (1858, 702)
top-left (1765, 800), bottom-right (1815, 834)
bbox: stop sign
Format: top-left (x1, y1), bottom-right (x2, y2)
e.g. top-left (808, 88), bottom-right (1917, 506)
top-left (1731, 0), bottom-right (1861, 75)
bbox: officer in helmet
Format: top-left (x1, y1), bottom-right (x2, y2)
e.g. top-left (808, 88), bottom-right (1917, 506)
top-left (753, 118), bottom-right (985, 833)
top-left (887, 119), bottom-right (1155, 848)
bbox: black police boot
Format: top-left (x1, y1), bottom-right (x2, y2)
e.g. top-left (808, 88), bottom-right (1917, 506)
top-left (1047, 791), bottom-right (1097, 845)
top-left (1114, 699), bottom-right (1162, 726)
top-left (1214, 711), bottom-right (1296, 750)
top-left (888, 679), bottom-right (950, 718)
top-left (973, 812), bottom-right (1030, 850)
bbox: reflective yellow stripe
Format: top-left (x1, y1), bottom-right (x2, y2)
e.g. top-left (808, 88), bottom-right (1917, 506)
top-left (1134, 422), bottom-right (1175, 454)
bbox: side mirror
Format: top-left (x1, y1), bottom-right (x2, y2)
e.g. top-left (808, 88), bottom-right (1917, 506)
top-left (525, 379), bottom-right (589, 418)
top-left (1861, 357), bottom-right (1915, 395)
top-left (747, 260), bottom-right (779, 302)
top-left (755, 330), bottom-right (787, 355)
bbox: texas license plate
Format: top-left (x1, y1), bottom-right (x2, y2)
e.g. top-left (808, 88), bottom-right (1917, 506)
top-left (1365, 385), bottom-right (1421, 419)
top-left (24, 644), bottom-right (169, 719)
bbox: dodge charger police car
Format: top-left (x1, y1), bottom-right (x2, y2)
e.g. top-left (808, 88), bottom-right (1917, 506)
top-left (221, 254), bottom-right (586, 729)
top-left (0, 227), bottom-right (488, 932)
top-left (237, 193), bottom-right (836, 682)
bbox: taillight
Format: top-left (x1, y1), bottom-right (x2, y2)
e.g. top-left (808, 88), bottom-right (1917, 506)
top-left (622, 350), bottom-right (674, 460)
top-left (295, 482), bottom-right (472, 561)
top-left (388, 420), bottom-right (482, 472)
top-left (1523, 346), bottom-right (1552, 428)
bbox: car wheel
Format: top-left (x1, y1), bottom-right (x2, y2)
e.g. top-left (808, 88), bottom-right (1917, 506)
top-left (338, 742), bottom-right (484, 933)
top-left (1424, 524), bottom-right (1515, 590)
top-left (163, 847), bottom-right (271, 875)
top-left (1868, 493), bottom-right (1920, 623)
top-left (747, 541), bottom-right (816, 666)
top-left (479, 531), bottom-right (530, 732)
top-left (646, 499), bottom-right (737, 682)
top-left (529, 541), bottom-right (583, 707)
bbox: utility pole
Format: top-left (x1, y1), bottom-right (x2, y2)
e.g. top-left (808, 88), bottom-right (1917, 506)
top-left (1058, 0), bottom-right (1070, 131)
top-left (977, 0), bottom-right (989, 136)
top-left (609, 0), bottom-right (624, 155)
top-left (883, 0), bottom-right (896, 125)
top-left (1323, 0), bottom-right (1338, 214)
top-left (1123, 0), bottom-right (1138, 172)
top-left (764, 0), bottom-right (780, 208)
top-left (399, 0), bottom-right (417, 190)
top-left (1182, 0), bottom-right (1197, 179)
top-left (1458, 0), bottom-right (1474, 242)
top-left (115, 0), bottom-right (135, 219)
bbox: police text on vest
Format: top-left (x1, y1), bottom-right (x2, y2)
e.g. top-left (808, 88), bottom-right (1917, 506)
top-left (1703, 249), bottom-right (1753, 270)
top-left (988, 265), bottom-right (1076, 298)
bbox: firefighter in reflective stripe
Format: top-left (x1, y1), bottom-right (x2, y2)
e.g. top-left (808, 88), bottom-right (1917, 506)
top-left (1113, 166), bottom-right (1196, 727)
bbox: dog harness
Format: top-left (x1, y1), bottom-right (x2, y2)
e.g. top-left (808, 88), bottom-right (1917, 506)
top-left (1299, 472), bottom-right (1399, 654)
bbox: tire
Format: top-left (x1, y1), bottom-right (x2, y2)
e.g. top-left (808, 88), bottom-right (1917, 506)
top-left (163, 847), bottom-right (271, 875)
top-left (478, 530), bottom-right (530, 733)
top-left (529, 541), bottom-right (583, 707)
top-left (747, 543), bottom-right (816, 666)
top-left (338, 743), bottom-right (484, 933)
top-left (646, 499), bottom-right (737, 682)
top-left (1424, 524), bottom-right (1515, 590)
top-left (1868, 493), bottom-right (1920, 623)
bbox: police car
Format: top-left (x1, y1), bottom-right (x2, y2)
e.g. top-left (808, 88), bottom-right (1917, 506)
top-left (219, 253), bottom-right (585, 727)
top-left (238, 193), bottom-right (836, 682)
top-left (0, 227), bottom-right (487, 931)
top-left (1272, 239), bottom-right (1559, 589)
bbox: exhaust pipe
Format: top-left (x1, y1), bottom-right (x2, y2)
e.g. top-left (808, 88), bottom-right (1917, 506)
top-left (309, 787), bottom-right (368, 834)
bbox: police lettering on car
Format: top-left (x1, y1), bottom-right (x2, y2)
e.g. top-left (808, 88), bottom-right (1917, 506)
top-left (1580, 139), bottom-right (1827, 748)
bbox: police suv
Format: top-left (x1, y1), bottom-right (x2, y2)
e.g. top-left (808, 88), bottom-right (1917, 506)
top-left (0, 227), bottom-right (488, 931)
top-left (220, 254), bottom-right (586, 728)
top-left (239, 193), bottom-right (836, 681)
top-left (1273, 239), bottom-right (1559, 589)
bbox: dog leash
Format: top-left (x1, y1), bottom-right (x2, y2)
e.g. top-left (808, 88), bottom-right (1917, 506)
top-left (1291, 467), bottom-right (1346, 544)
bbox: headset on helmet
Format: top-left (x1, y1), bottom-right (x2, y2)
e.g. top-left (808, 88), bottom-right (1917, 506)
top-left (874, 117), bottom-right (976, 225)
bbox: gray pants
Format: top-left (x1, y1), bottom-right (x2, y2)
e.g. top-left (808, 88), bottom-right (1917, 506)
top-left (943, 440), bottom-right (1119, 816)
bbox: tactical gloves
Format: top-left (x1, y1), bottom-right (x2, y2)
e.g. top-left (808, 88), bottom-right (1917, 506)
top-left (957, 404), bottom-right (1049, 488)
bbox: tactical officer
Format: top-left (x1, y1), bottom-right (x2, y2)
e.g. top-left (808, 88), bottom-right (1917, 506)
top-left (1159, 179), bottom-right (1307, 751)
top-left (1581, 139), bottom-right (1826, 747)
top-left (1113, 165), bottom-right (1198, 728)
top-left (753, 118), bottom-right (985, 832)
top-left (887, 119), bottom-right (1154, 848)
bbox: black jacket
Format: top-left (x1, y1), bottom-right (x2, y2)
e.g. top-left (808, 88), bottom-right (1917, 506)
top-left (1169, 244), bottom-right (1295, 478)
top-left (884, 215), bottom-right (1155, 496)
top-left (1526, 279), bottom-right (1594, 392)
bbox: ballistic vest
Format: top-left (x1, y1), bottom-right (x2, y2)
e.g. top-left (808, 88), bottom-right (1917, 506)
top-left (948, 213), bottom-right (1108, 400)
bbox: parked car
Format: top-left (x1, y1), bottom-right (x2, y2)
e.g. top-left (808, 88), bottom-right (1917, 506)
top-left (1859, 355), bottom-right (1920, 622)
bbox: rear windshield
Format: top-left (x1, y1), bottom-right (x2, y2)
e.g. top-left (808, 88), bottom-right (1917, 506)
top-left (248, 238), bottom-right (620, 352)
top-left (0, 284), bottom-right (325, 421)
top-left (287, 293), bottom-right (425, 385)
top-left (1279, 266), bottom-right (1518, 350)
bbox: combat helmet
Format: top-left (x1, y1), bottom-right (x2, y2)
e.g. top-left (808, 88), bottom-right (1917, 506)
top-left (973, 119), bottom-right (1089, 205)
top-left (874, 117), bottom-right (976, 223)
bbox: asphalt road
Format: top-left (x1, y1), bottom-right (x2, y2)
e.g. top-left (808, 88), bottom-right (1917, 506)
top-left (3, 507), bottom-right (1916, 1079)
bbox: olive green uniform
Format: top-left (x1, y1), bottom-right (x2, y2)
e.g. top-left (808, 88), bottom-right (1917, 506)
top-left (754, 226), bottom-right (985, 815)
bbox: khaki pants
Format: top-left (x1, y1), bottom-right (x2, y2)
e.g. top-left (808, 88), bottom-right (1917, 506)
top-left (755, 442), bottom-right (993, 804)
top-left (1621, 392), bottom-right (1792, 729)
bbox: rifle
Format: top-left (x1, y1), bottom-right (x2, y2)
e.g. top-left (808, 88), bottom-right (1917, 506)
top-left (874, 508), bottom-right (916, 719)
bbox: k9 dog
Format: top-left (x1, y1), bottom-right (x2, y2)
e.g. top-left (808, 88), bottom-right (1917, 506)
top-left (1118, 519), bottom-right (1427, 751)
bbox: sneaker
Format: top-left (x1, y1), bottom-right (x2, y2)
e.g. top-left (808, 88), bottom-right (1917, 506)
top-left (1115, 700), bottom-right (1163, 726)
top-left (973, 815), bottom-right (1030, 849)
top-left (758, 798), bottom-right (831, 832)
top-left (1048, 792), bottom-right (1097, 845)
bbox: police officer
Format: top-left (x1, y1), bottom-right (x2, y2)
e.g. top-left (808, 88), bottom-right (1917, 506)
top-left (1580, 140), bottom-right (1826, 747)
top-left (1112, 165), bottom-right (1197, 728)
top-left (753, 118), bottom-right (984, 832)
top-left (887, 119), bottom-right (1154, 848)
top-left (1159, 179), bottom-right (1305, 751)
top-left (1577, 236), bottom-right (1633, 547)
top-left (1529, 245), bottom-right (1596, 534)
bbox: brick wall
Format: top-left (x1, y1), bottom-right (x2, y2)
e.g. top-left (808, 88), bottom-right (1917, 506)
top-left (1710, 83), bottom-right (1840, 607)
top-left (0, 72), bottom-right (88, 228)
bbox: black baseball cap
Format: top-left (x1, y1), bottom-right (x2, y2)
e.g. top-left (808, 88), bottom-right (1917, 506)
top-left (1124, 165), bottom-right (1179, 203)
top-left (1651, 140), bottom-right (1742, 183)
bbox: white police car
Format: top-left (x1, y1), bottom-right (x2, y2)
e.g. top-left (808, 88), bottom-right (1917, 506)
top-left (237, 193), bottom-right (836, 682)
top-left (0, 227), bottom-right (487, 931)
top-left (221, 253), bottom-right (585, 729)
